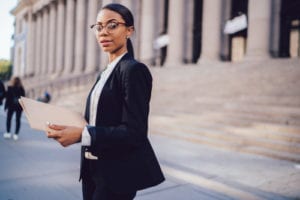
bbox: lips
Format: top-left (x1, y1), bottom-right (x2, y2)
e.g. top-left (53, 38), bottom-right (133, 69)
top-left (100, 39), bottom-right (112, 47)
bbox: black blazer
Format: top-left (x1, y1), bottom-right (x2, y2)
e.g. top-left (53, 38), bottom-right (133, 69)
top-left (5, 86), bottom-right (25, 111)
top-left (80, 53), bottom-right (165, 193)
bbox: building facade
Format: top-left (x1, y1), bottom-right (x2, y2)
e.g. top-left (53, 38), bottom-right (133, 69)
top-left (11, 0), bottom-right (300, 79)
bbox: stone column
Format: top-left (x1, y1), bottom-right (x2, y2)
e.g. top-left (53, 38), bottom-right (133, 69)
top-left (183, 0), bottom-right (194, 63)
top-left (35, 11), bottom-right (42, 75)
top-left (165, 0), bottom-right (184, 66)
top-left (119, 0), bottom-right (130, 8)
top-left (153, 0), bottom-right (166, 66)
top-left (41, 7), bottom-right (49, 75)
top-left (48, 2), bottom-right (57, 74)
top-left (85, 0), bottom-right (99, 73)
top-left (26, 8), bottom-right (34, 77)
top-left (130, 0), bottom-right (142, 59)
top-left (120, 0), bottom-right (141, 59)
top-left (140, 0), bottom-right (155, 66)
top-left (270, 0), bottom-right (281, 57)
top-left (245, 0), bottom-right (272, 59)
top-left (63, 0), bottom-right (76, 75)
top-left (199, 0), bottom-right (222, 62)
top-left (56, 0), bottom-right (65, 75)
top-left (74, 0), bottom-right (86, 74)
top-left (220, 0), bottom-right (232, 61)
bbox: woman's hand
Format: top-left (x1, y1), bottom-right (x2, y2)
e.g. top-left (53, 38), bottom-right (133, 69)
top-left (46, 123), bottom-right (83, 147)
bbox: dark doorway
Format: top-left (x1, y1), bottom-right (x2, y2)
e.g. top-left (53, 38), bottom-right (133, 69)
top-left (229, 0), bottom-right (248, 62)
top-left (279, 0), bottom-right (300, 58)
top-left (192, 0), bottom-right (203, 63)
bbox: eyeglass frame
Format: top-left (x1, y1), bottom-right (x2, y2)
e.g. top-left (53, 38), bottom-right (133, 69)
top-left (90, 20), bottom-right (128, 34)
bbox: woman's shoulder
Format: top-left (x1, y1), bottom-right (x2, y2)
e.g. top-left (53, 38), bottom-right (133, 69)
top-left (119, 57), bottom-right (149, 73)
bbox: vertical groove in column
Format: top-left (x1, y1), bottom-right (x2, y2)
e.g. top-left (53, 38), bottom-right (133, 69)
top-left (85, 0), bottom-right (99, 73)
top-left (26, 8), bottom-right (34, 77)
top-left (63, 0), bottom-right (76, 75)
top-left (48, 2), bottom-right (57, 75)
top-left (140, 0), bottom-right (154, 66)
top-left (182, 0), bottom-right (194, 63)
top-left (41, 7), bottom-right (49, 75)
top-left (35, 12), bottom-right (42, 76)
top-left (56, 0), bottom-right (65, 75)
top-left (74, 0), bottom-right (86, 74)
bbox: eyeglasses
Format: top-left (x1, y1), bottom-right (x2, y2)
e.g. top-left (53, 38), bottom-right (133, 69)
top-left (90, 21), bottom-right (127, 34)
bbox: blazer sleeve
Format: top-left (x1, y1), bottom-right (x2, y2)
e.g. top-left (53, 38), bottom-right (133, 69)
top-left (87, 62), bottom-right (152, 154)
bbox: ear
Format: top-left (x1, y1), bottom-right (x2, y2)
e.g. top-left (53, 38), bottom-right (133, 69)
top-left (126, 26), bottom-right (134, 38)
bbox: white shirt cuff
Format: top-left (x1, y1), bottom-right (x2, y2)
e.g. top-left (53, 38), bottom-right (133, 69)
top-left (81, 126), bottom-right (91, 146)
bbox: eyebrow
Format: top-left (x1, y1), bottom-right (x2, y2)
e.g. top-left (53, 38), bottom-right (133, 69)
top-left (96, 19), bottom-right (121, 25)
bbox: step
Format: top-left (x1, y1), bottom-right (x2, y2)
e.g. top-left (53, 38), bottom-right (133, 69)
top-left (150, 126), bottom-right (300, 163)
top-left (150, 114), bottom-right (300, 160)
top-left (242, 146), bottom-right (300, 163)
top-left (235, 95), bottom-right (300, 108)
top-left (150, 113), bottom-right (300, 137)
top-left (223, 102), bottom-right (300, 120)
top-left (151, 120), bottom-right (300, 154)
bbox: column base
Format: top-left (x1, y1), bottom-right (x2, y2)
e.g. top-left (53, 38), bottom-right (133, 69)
top-left (197, 56), bottom-right (222, 66)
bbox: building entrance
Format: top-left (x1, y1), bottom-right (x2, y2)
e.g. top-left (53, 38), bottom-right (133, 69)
top-left (279, 0), bottom-right (300, 58)
top-left (229, 0), bottom-right (248, 62)
top-left (192, 0), bottom-right (203, 63)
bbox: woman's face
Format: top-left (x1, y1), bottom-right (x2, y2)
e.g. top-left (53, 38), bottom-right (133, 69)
top-left (96, 9), bottom-right (133, 56)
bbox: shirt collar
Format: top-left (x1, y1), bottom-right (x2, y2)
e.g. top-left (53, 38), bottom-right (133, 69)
top-left (107, 52), bottom-right (127, 70)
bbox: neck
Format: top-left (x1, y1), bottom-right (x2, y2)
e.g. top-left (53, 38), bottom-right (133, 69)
top-left (108, 49), bottom-right (127, 63)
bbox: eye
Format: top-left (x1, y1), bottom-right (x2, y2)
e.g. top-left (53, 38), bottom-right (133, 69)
top-left (96, 24), bottom-right (103, 32)
top-left (107, 22), bottom-right (118, 30)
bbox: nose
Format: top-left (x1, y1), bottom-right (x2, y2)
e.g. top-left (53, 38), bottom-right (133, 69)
top-left (97, 27), bottom-right (109, 36)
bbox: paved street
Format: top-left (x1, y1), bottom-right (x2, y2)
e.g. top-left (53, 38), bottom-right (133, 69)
top-left (1, 103), bottom-right (300, 200)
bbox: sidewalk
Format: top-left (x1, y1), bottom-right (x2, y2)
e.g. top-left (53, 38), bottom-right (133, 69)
top-left (0, 104), bottom-right (300, 200)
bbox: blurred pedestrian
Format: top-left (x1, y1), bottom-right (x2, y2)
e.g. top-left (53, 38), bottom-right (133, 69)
top-left (37, 91), bottom-right (51, 103)
top-left (4, 77), bottom-right (25, 140)
top-left (46, 3), bottom-right (164, 200)
top-left (0, 79), bottom-right (5, 105)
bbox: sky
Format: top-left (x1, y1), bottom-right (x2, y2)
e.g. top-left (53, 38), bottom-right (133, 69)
top-left (0, 0), bottom-right (18, 60)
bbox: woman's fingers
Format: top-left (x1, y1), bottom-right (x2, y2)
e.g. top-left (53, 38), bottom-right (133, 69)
top-left (47, 132), bottom-right (59, 139)
top-left (45, 125), bottom-right (82, 147)
top-left (46, 128), bottom-right (62, 139)
top-left (45, 122), bottom-right (66, 138)
top-left (47, 123), bottom-right (66, 131)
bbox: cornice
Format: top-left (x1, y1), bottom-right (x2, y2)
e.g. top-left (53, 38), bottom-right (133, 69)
top-left (10, 0), bottom-right (35, 16)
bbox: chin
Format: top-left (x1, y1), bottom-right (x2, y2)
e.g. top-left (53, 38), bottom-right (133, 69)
top-left (101, 47), bottom-right (111, 52)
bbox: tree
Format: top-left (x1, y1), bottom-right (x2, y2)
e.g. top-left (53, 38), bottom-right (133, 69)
top-left (0, 59), bottom-right (12, 81)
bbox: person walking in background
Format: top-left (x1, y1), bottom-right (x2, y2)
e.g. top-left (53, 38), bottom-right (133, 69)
top-left (0, 79), bottom-right (5, 106)
top-left (37, 91), bottom-right (51, 103)
top-left (4, 77), bottom-right (25, 140)
top-left (46, 3), bottom-right (164, 200)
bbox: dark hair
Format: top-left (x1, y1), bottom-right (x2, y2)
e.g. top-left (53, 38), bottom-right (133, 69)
top-left (11, 76), bottom-right (23, 88)
top-left (102, 3), bottom-right (135, 58)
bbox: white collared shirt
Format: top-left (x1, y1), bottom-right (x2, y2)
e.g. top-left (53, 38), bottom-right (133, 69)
top-left (81, 53), bottom-right (127, 146)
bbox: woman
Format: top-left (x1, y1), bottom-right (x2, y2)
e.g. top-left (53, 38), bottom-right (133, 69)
top-left (46, 3), bottom-right (165, 200)
top-left (4, 77), bottom-right (25, 140)
top-left (0, 79), bottom-right (5, 105)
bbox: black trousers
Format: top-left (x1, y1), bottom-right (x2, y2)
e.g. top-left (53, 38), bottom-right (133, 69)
top-left (82, 160), bottom-right (136, 200)
top-left (6, 109), bottom-right (22, 134)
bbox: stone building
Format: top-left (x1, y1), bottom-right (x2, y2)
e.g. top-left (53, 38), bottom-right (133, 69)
top-left (11, 0), bottom-right (300, 79)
